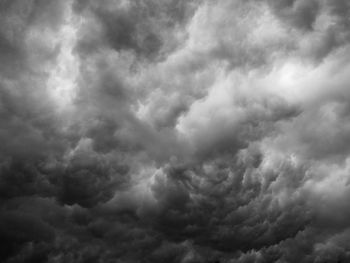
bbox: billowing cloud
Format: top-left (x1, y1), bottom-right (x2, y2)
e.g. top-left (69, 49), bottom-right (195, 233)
top-left (1, 0), bottom-right (350, 262)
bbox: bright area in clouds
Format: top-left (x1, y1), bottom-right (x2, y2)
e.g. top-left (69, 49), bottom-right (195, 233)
top-left (47, 1), bottom-right (80, 110)
top-left (1, 0), bottom-right (350, 262)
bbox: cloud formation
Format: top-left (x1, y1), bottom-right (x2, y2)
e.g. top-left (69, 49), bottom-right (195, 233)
top-left (1, 0), bottom-right (350, 262)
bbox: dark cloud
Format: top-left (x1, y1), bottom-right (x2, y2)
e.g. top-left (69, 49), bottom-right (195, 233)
top-left (54, 139), bottom-right (130, 208)
top-left (266, 0), bottom-right (350, 62)
top-left (268, 0), bottom-right (320, 31)
top-left (147, 153), bottom-right (312, 254)
top-left (0, 210), bottom-right (55, 262)
top-left (73, 0), bottom-right (199, 61)
top-left (1, 0), bottom-right (350, 262)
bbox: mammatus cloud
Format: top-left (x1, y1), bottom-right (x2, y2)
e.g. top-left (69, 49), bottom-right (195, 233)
top-left (1, 0), bottom-right (350, 262)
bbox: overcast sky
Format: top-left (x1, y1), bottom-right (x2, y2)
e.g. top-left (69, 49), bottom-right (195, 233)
top-left (1, 0), bottom-right (350, 262)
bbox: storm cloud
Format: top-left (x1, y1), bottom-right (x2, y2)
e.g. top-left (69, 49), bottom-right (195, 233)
top-left (1, 0), bottom-right (350, 262)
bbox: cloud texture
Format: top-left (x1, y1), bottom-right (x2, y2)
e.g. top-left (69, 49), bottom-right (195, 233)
top-left (1, 0), bottom-right (350, 262)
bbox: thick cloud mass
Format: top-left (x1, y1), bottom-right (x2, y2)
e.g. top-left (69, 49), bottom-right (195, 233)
top-left (1, 0), bottom-right (350, 262)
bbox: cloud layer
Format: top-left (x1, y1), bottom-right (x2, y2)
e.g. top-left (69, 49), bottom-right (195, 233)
top-left (1, 0), bottom-right (350, 262)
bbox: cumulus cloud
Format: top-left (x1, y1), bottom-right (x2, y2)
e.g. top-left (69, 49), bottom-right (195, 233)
top-left (1, 0), bottom-right (350, 262)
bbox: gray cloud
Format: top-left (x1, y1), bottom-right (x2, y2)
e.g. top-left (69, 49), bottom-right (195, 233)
top-left (1, 0), bottom-right (350, 262)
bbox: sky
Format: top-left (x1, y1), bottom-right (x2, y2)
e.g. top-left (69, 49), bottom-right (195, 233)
top-left (1, 0), bottom-right (350, 262)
